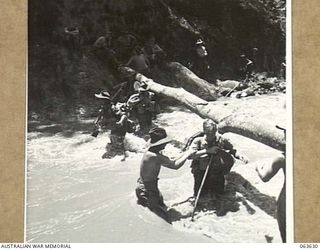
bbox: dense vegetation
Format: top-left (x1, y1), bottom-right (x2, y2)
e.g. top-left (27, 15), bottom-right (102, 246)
top-left (28, 0), bottom-right (285, 119)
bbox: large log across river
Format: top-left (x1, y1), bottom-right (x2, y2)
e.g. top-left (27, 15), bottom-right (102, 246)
top-left (135, 73), bottom-right (285, 151)
top-left (166, 62), bottom-right (219, 101)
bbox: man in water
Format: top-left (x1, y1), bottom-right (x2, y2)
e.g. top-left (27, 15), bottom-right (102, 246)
top-left (127, 86), bottom-right (154, 133)
top-left (92, 90), bottom-right (113, 137)
top-left (136, 127), bottom-right (208, 222)
top-left (103, 102), bottom-right (128, 161)
top-left (256, 123), bottom-right (286, 242)
top-left (189, 119), bottom-right (248, 198)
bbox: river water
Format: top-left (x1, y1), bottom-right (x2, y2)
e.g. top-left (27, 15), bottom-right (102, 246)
top-left (26, 94), bottom-right (286, 243)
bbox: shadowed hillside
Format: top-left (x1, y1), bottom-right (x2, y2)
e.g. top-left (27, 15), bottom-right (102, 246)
top-left (28, 0), bottom-right (285, 118)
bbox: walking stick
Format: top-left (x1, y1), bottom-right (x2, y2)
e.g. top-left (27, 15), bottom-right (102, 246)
top-left (191, 155), bottom-right (213, 221)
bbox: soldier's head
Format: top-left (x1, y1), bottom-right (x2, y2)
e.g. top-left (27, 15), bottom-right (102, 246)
top-left (203, 119), bottom-right (217, 142)
top-left (148, 127), bottom-right (172, 152)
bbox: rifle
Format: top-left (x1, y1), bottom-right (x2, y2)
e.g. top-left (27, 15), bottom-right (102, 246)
top-left (112, 81), bottom-right (127, 90)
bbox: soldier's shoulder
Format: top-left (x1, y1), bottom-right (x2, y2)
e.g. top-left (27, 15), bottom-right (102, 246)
top-left (191, 136), bottom-right (203, 146)
top-left (217, 133), bottom-right (230, 143)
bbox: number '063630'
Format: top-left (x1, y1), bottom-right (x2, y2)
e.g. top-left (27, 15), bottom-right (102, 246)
top-left (300, 244), bottom-right (319, 248)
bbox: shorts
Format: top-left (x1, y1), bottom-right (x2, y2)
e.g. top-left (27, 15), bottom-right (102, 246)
top-left (135, 178), bottom-right (164, 207)
top-left (135, 178), bottom-right (169, 222)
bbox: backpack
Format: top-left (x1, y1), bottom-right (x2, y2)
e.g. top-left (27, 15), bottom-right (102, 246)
top-left (211, 149), bottom-right (235, 175)
top-left (186, 131), bottom-right (235, 174)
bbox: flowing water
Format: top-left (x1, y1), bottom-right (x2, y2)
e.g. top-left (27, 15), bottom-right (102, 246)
top-left (26, 94), bottom-right (286, 243)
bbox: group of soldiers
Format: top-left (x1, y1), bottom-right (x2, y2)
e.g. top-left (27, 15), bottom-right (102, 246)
top-left (91, 33), bottom-right (286, 242)
top-left (134, 115), bottom-right (286, 243)
top-left (188, 38), bottom-right (259, 82)
top-left (93, 77), bottom-right (157, 161)
top-left (92, 31), bottom-right (167, 76)
top-left (135, 120), bottom-right (249, 222)
top-left (91, 35), bottom-right (213, 163)
top-left (91, 32), bottom-right (167, 160)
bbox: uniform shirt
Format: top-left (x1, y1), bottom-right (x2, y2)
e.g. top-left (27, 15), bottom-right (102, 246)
top-left (96, 103), bottom-right (112, 127)
top-left (143, 44), bottom-right (164, 61)
top-left (191, 133), bottom-right (235, 172)
top-left (126, 54), bottom-right (149, 72)
top-left (128, 92), bottom-right (154, 114)
top-left (110, 112), bottom-right (127, 137)
top-left (136, 95), bottom-right (152, 114)
top-left (196, 45), bottom-right (208, 58)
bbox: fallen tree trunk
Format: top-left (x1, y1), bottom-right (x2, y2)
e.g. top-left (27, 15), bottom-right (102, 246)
top-left (218, 114), bottom-right (285, 152)
top-left (135, 73), bottom-right (285, 151)
top-left (166, 62), bottom-right (219, 101)
top-left (136, 73), bottom-right (209, 114)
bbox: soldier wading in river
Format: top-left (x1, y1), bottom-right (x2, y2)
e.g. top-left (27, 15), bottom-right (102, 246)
top-left (188, 119), bottom-right (249, 199)
top-left (136, 127), bottom-right (196, 223)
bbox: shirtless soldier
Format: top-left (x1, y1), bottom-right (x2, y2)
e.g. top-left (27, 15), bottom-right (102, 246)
top-left (135, 128), bottom-right (186, 222)
top-left (256, 123), bottom-right (286, 242)
top-left (136, 127), bottom-right (218, 222)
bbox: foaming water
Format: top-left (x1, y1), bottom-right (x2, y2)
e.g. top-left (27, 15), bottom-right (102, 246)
top-left (26, 95), bottom-right (285, 242)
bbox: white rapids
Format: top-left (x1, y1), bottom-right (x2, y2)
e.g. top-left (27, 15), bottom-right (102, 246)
top-left (26, 94), bottom-right (285, 243)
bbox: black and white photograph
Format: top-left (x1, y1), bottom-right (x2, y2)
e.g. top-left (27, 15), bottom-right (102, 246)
top-left (27, 0), bottom-right (290, 243)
